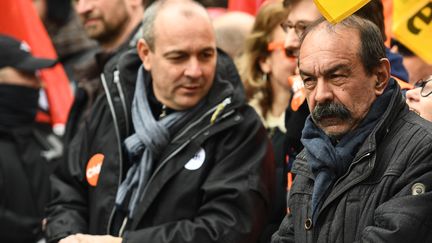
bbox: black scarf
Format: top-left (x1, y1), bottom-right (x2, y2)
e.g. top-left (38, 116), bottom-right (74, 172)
top-left (301, 79), bottom-right (395, 223)
top-left (0, 84), bottom-right (39, 128)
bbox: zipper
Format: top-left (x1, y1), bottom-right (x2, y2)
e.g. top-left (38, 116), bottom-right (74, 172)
top-left (333, 152), bottom-right (372, 190)
top-left (172, 97), bottom-right (232, 143)
top-left (101, 73), bottom-right (124, 235)
top-left (116, 96), bottom-right (234, 234)
top-left (113, 70), bottom-right (130, 135)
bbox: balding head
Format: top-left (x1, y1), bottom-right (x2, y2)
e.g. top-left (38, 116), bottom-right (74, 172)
top-left (137, 0), bottom-right (217, 110)
top-left (142, 0), bottom-right (213, 51)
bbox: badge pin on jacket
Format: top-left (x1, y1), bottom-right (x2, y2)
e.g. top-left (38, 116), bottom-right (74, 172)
top-left (86, 153), bottom-right (104, 186)
top-left (185, 148), bottom-right (206, 170)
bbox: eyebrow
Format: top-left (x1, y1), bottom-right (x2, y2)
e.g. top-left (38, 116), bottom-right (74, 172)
top-left (163, 50), bottom-right (185, 58)
top-left (323, 64), bottom-right (351, 75)
top-left (163, 47), bottom-right (215, 57)
top-left (299, 63), bottom-right (351, 78)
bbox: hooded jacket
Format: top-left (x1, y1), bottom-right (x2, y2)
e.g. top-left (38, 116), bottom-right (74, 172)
top-left (46, 50), bottom-right (275, 243)
top-left (272, 83), bottom-right (432, 243)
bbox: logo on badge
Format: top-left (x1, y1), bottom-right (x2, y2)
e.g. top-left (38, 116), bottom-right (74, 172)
top-left (86, 153), bottom-right (104, 186)
top-left (185, 148), bottom-right (206, 170)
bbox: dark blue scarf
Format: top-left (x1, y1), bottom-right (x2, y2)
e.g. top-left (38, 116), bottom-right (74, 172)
top-left (301, 79), bottom-right (395, 223)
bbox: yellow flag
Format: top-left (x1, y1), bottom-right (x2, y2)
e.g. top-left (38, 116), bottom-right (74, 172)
top-left (393, 0), bottom-right (432, 64)
top-left (313, 0), bottom-right (370, 24)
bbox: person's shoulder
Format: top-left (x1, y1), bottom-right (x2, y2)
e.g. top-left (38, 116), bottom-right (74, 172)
top-left (387, 110), bottom-right (432, 165)
top-left (401, 111), bottom-right (432, 140)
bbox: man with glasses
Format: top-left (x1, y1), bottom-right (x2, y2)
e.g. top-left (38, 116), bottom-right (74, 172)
top-left (272, 15), bottom-right (432, 242)
top-left (406, 76), bottom-right (432, 121)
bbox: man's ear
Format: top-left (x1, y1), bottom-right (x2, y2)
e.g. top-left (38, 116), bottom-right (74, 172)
top-left (137, 38), bottom-right (152, 71)
top-left (374, 58), bottom-right (390, 96)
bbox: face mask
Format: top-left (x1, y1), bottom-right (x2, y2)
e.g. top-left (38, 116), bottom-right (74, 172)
top-left (0, 84), bottom-right (40, 128)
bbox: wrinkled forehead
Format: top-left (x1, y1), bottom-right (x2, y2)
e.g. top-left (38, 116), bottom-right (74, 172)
top-left (298, 24), bottom-right (361, 70)
top-left (301, 24), bottom-right (360, 55)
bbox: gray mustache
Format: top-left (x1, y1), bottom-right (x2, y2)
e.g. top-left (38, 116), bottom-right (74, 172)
top-left (312, 102), bottom-right (351, 122)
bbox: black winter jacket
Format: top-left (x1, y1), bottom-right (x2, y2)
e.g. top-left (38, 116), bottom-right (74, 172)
top-left (0, 123), bottom-right (60, 243)
top-left (272, 83), bottom-right (432, 243)
top-left (46, 50), bottom-right (275, 243)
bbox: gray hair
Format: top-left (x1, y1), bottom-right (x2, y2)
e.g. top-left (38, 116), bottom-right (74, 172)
top-left (300, 15), bottom-right (386, 76)
top-left (141, 0), bottom-right (161, 51)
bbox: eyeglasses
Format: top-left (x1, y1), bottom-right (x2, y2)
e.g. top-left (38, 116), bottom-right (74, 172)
top-left (267, 41), bottom-right (296, 60)
top-left (280, 21), bottom-right (312, 38)
top-left (414, 77), bottom-right (432, 97)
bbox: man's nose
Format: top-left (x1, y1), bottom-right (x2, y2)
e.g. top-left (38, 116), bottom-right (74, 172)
top-left (406, 88), bottom-right (420, 103)
top-left (184, 59), bottom-right (203, 79)
top-left (75, 0), bottom-right (93, 15)
top-left (314, 79), bottom-right (333, 104)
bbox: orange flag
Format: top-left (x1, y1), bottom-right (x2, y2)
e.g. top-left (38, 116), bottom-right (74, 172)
top-left (0, 0), bottom-right (73, 132)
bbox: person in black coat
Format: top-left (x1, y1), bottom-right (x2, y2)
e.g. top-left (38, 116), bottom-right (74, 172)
top-left (0, 34), bottom-right (59, 243)
top-left (46, 1), bottom-right (274, 243)
top-left (272, 15), bottom-right (432, 243)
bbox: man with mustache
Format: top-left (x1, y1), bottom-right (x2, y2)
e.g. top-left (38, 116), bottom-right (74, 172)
top-left (46, 1), bottom-right (274, 243)
top-left (272, 15), bottom-right (432, 242)
top-left (64, 0), bottom-right (144, 143)
top-left (280, 0), bottom-right (410, 173)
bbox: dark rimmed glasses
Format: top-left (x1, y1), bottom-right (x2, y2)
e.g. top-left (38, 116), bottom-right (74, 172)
top-left (414, 77), bottom-right (432, 97)
top-left (280, 21), bottom-right (312, 38)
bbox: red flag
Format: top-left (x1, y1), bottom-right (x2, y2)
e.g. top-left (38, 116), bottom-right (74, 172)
top-left (228, 0), bottom-right (266, 15)
top-left (0, 0), bottom-right (73, 130)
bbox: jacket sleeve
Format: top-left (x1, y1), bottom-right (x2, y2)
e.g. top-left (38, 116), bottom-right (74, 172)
top-left (45, 122), bottom-right (91, 242)
top-left (359, 145), bottom-right (432, 243)
top-left (0, 206), bottom-right (41, 242)
top-left (123, 107), bottom-right (275, 243)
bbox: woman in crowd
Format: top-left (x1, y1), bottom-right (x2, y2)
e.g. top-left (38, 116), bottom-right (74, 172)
top-left (237, 1), bottom-right (295, 242)
top-left (406, 75), bottom-right (432, 122)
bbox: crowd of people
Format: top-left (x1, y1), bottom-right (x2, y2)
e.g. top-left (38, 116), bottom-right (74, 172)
top-left (1, 0), bottom-right (432, 242)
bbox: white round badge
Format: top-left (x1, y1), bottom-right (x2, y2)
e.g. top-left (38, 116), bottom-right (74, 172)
top-left (185, 148), bottom-right (206, 170)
